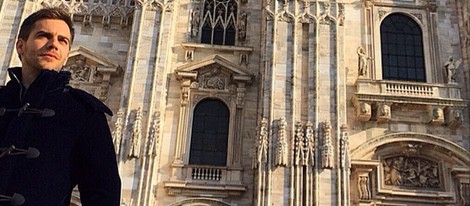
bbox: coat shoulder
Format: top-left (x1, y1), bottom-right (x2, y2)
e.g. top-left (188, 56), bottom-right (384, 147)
top-left (66, 87), bottom-right (113, 116)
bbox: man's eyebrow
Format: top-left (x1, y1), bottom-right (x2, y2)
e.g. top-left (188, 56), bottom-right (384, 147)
top-left (35, 31), bottom-right (71, 42)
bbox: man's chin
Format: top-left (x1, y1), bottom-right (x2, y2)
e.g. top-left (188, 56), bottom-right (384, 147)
top-left (38, 64), bottom-right (62, 72)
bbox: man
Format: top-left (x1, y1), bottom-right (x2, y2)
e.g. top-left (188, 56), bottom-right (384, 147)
top-left (0, 7), bottom-right (121, 205)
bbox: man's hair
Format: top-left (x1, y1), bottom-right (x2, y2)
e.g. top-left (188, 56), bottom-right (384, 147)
top-left (18, 7), bottom-right (75, 43)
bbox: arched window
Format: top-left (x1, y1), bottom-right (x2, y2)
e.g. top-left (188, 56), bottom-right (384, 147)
top-left (189, 99), bottom-right (229, 166)
top-left (200, 0), bottom-right (237, 45)
top-left (381, 14), bottom-right (425, 82)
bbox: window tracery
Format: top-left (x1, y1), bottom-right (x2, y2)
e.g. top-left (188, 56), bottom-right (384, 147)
top-left (192, 0), bottom-right (238, 45)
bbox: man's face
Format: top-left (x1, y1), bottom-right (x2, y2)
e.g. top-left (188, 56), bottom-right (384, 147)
top-left (16, 19), bottom-right (71, 74)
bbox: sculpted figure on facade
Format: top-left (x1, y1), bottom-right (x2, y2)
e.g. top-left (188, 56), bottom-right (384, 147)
top-left (356, 102), bottom-right (372, 121)
top-left (383, 156), bottom-right (440, 188)
top-left (430, 107), bottom-right (444, 124)
top-left (293, 122), bottom-right (304, 166)
top-left (357, 46), bottom-right (371, 77)
top-left (321, 121), bottom-right (334, 169)
top-left (275, 118), bottom-right (288, 167)
top-left (253, 118), bottom-right (269, 169)
top-left (377, 104), bottom-right (391, 122)
top-left (191, 6), bottom-right (201, 37)
top-left (112, 109), bottom-right (124, 154)
top-left (238, 11), bottom-right (247, 41)
top-left (303, 121), bottom-right (315, 166)
top-left (447, 109), bottom-right (463, 129)
top-left (199, 67), bottom-right (226, 90)
top-left (319, 2), bottom-right (331, 24)
top-left (129, 108), bottom-right (142, 159)
top-left (339, 125), bottom-right (349, 169)
top-left (147, 112), bottom-right (160, 157)
top-left (444, 56), bottom-right (461, 84)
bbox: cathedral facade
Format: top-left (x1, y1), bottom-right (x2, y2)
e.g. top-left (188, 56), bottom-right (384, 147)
top-left (0, 0), bottom-right (469, 205)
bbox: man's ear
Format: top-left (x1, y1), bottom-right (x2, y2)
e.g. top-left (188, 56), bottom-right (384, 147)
top-left (16, 39), bottom-right (25, 58)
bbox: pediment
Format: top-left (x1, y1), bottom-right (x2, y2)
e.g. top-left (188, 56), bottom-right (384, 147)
top-left (175, 55), bottom-right (253, 84)
top-left (67, 46), bottom-right (120, 73)
top-left (64, 46), bottom-right (122, 101)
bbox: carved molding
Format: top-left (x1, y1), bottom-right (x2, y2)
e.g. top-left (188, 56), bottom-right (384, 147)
top-left (38, 0), bottom-right (135, 27)
top-left (350, 132), bottom-right (470, 164)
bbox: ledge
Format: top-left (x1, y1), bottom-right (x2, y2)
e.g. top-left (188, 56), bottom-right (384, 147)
top-left (181, 43), bottom-right (253, 53)
top-left (164, 180), bottom-right (246, 197)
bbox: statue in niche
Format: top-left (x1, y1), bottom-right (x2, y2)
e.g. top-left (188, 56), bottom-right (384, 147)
top-left (147, 112), bottom-right (160, 157)
top-left (190, 6), bottom-right (201, 37)
top-left (128, 108), bottom-right (142, 159)
top-left (321, 121), bottom-right (333, 169)
top-left (383, 156), bottom-right (440, 188)
top-left (112, 109), bottom-right (124, 154)
top-left (253, 118), bottom-right (269, 169)
top-left (275, 118), bottom-right (288, 167)
top-left (357, 46), bottom-right (371, 77)
top-left (304, 122), bottom-right (315, 166)
top-left (444, 56), bottom-right (461, 84)
top-left (238, 11), bottom-right (247, 41)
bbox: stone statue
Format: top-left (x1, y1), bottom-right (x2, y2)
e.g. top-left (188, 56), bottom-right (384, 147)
top-left (129, 108), bottom-right (142, 159)
top-left (293, 122), bottom-right (304, 166)
top-left (191, 7), bottom-right (201, 37)
top-left (275, 118), bottom-right (288, 167)
top-left (444, 56), bottom-right (461, 83)
top-left (357, 46), bottom-right (371, 77)
top-left (238, 11), bottom-right (247, 41)
top-left (339, 125), bottom-right (349, 169)
top-left (253, 118), bottom-right (269, 169)
top-left (321, 121), bottom-right (334, 169)
top-left (112, 109), bottom-right (124, 154)
top-left (304, 121), bottom-right (315, 166)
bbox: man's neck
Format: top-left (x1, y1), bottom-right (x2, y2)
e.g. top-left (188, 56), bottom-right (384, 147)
top-left (20, 68), bottom-right (40, 89)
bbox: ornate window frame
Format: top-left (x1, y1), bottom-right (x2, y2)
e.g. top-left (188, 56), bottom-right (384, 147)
top-left (364, 0), bottom-right (439, 83)
top-left (165, 55), bottom-right (253, 197)
top-left (189, 0), bottom-right (247, 46)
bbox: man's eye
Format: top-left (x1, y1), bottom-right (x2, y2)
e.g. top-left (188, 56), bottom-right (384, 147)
top-left (59, 39), bottom-right (69, 45)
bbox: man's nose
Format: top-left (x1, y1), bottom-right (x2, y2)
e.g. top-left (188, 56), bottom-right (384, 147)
top-left (46, 37), bottom-right (60, 50)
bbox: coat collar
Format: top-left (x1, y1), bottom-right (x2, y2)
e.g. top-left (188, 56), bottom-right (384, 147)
top-left (7, 67), bottom-right (71, 106)
top-left (7, 67), bottom-right (71, 92)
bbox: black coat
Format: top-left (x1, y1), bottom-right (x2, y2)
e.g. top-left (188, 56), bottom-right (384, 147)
top-left (0, 68), bottom-right (121, 205)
